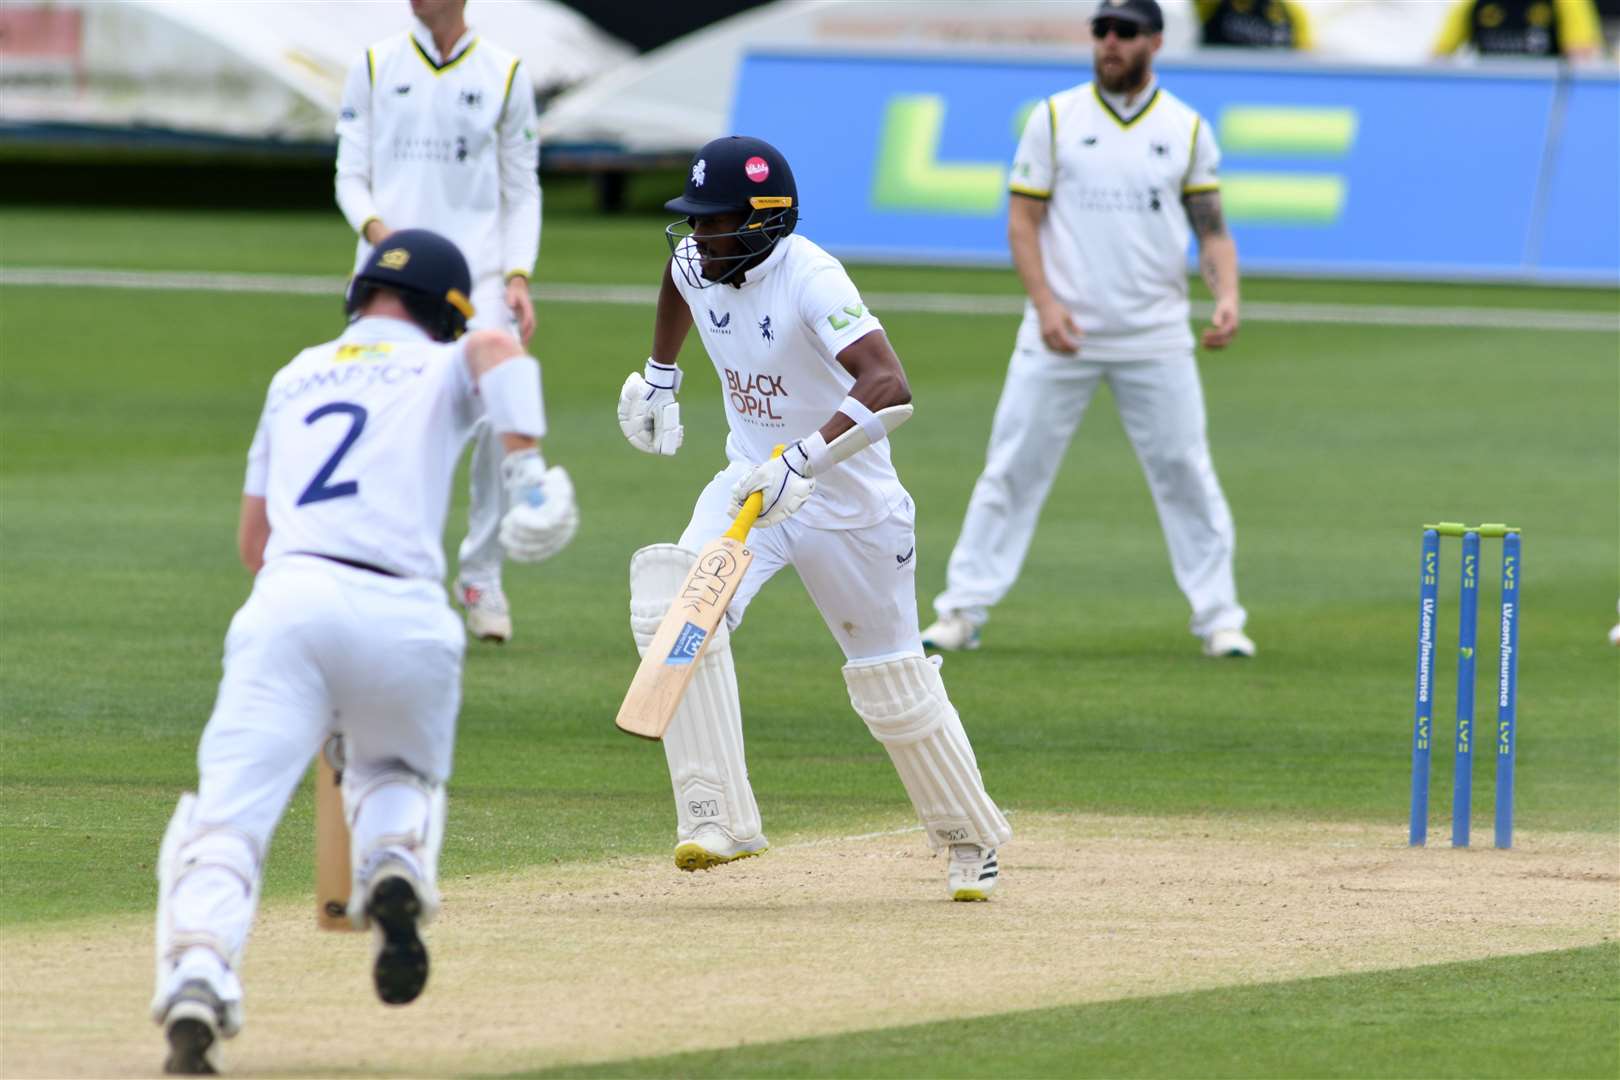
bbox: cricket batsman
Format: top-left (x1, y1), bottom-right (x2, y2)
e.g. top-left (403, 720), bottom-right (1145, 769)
top-left (617, 135), bottom-right (1011, 900)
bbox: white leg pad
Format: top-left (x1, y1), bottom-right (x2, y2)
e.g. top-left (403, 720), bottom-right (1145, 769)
top-left (342, 768), bottom-right (445, 927)
top-left (843, 653), bottom-right (1012, 851)
top-left (630, 544), bottom-right (763, 843)
top-left (151, 793), bottom-right (251, 1034)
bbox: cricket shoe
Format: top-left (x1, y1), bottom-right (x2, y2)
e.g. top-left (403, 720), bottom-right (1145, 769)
top-left (364, 865), bottom-right (430, 1006)
top-left (161, 980), bottom-right (225, 1075)
top-left (921, 612), bottom-right (981, 652)
top-left (1202, 628), bottom-right (1256, 658)
top-left (948, 844), bottom-right (999, 901)
top-left (456, 578), bottom-right (512, 643)
top-left (674, 824), bottom-right (769, 872)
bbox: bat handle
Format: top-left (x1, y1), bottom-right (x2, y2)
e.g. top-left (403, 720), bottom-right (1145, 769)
top-left (724, 444), bottom-right (786, 542)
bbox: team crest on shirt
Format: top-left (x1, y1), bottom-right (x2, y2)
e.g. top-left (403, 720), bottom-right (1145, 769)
top-left (459, 89), bottom-right (483, 109)
top-left (758, 315), bottom-right (773, 343)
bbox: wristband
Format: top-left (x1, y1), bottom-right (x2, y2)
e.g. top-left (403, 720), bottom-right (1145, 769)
top-left (836, 395), bottom-right (888, 447)
top-left (800, 432), bottom-right (833, 476)
top-left (644, 356), bottom-right (682, 393)
top-left (479, 355), bottom-right (547, 438)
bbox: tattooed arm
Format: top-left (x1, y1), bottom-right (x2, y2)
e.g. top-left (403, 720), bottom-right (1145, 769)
top-left (1185, 190), bottom-right (1240, 349)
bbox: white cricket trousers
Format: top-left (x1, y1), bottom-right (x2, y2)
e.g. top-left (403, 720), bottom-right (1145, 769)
top-left (680, 463), bottom-right (923, 661)
top-left (156, 555), bottom-right (463, 1004)
top-left (934, 341), bottom-right (1246, 639)
top-left (457, 275), bottom-right (521, 586)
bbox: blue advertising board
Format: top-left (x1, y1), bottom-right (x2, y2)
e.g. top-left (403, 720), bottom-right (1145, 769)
top-left (730, 51), bottom-right (1618, 284)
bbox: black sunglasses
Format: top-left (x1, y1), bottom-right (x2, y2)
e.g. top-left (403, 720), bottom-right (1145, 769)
top-left (1091, 17), bottom-right (1144, 39)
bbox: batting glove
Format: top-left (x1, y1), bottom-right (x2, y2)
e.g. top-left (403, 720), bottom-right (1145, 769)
top-left (617, 360), bottom-right (683, 456)
top-left (498, 450), bottom-right (578, 562)
top-left (726, 442), bottom-right (815, 528)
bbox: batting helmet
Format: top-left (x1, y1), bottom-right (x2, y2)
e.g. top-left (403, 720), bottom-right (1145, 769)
top-left (665, 135), bottom-right (799, 288)
top-left (344, 228), bottom-right (475, 341)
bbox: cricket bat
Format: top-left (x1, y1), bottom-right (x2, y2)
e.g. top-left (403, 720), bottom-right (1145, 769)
top-left (314, 735), bottom-right (354, 931)
top-left (615, 448), bottom-right (783, 740)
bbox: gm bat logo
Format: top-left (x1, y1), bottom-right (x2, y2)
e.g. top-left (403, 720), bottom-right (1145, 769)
top-left (665, 622), bottom-right (708, 665)
top-left (678, 549), bottom-right (740, 614)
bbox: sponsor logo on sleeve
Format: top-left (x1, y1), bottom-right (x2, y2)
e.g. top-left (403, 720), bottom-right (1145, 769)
top-left (826, 303), bottom-right (867, 331)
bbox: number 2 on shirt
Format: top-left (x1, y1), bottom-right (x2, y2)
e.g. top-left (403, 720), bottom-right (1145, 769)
top-left (297, 402), bottom-right (367, 506)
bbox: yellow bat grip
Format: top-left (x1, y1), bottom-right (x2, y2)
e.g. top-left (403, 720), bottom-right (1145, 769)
top-left (723, 444), bottom-right (786, 542)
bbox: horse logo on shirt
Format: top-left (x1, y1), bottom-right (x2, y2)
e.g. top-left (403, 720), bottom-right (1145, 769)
top-left (758, 315), bottom-right (773, 343)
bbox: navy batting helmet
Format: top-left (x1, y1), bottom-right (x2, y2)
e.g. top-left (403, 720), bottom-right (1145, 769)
top-left (344, 228), bottom-right (475, 341)
top-left (665, 135), bottom-right (799, 289)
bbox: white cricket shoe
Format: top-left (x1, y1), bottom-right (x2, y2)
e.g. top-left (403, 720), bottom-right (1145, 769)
top-left (1203, 628), bottom-right (1256, 658)
top-left (948, 844), bottom-right (999, 901)
top-left (160, 980), bottom-right (225, 1076)
top-left (921, 612), bottom-right (981, 652)
top-left (674, 824), bottom-right (769, 872)
top-left (456, 578), bottom-right (512, 643)
top-left (361, 863), bottom-right (430, 1006)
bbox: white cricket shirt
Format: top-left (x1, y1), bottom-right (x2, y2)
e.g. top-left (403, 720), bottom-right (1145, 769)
top-left (673, 234), bottom-right (907, 530)
top-left (244, 317), bottom-right (482, 581)
top-left (1009, 79), bottom-right (1220, 359)
top-left (335, 21), bottom-right (540, 285)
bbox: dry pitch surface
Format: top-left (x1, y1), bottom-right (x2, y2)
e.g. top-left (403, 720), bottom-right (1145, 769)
top-left (4, 813), bottom-right (1616, 1078)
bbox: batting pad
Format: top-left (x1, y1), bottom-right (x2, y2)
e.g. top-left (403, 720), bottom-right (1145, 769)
top-left (630, 544), bottom-right (763, 843)
top-left (843, 654), bottom-right (1012, 851)
top-left (343, 768), bottom-right (445, 928)
top-left (151, 793), bottom-right (251, 1032)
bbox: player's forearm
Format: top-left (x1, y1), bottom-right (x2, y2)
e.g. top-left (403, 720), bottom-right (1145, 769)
top-left (1199, 233), bottom-right (1239, 306)
top-left (820, 331), bottom-right (911, 443)
top-left (237, 495), bottom-right (270, 574)
top-left (334, 173), bottom-right (380, 238)
top-left (498, 172), bottom-right (541, 275)
top-left (1008, 212), bottom-right (1060, 310)
top-left (651, 265), bottom-right (693, 364)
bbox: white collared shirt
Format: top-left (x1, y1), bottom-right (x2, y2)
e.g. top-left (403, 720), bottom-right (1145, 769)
top-left (1009, 79), bottom-right (1220, 358)
top-left (245, 317), bottom-right (481, 580)
top-left (335, 20), bottom-right (541, 286)
top-left (671, 234), bottom-right (908, 529)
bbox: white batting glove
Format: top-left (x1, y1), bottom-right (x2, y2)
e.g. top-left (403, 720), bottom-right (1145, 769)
top-left (617, 361), bottom-right (683, 456)
top-left (726, 442), bottom-right (815, 528)
top-left (498, 450), bottom-right (578, 563)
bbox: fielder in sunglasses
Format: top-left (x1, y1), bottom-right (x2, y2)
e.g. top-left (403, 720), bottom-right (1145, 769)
top-left (1091, 18), bottom-right (1145, 39)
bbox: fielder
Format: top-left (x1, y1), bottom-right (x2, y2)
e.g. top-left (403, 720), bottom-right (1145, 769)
top-left (923, 0), bottom-right (1255, 660)
top-left (336, 0), bottom-right (542, 642)
top-left (150, 231), bottom-right (577, 1075)
top-left (618, 135), bottom-right (1011, 900)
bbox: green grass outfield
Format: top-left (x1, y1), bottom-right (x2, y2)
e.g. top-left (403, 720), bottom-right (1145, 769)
top-left (530, 943), bottom-right (1620, 1079)
top-left (2, 206), bottom-right (1616, 1075)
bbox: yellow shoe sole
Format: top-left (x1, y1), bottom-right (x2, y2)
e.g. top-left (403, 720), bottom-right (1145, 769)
top-left (952, 888), bottom-right (991, 902)
top-left (673, 842), bottom-right (767, 872)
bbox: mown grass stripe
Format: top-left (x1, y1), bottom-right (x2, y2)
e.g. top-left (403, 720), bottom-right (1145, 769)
top-left (519, 943), bottom-right (1620, 1079)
